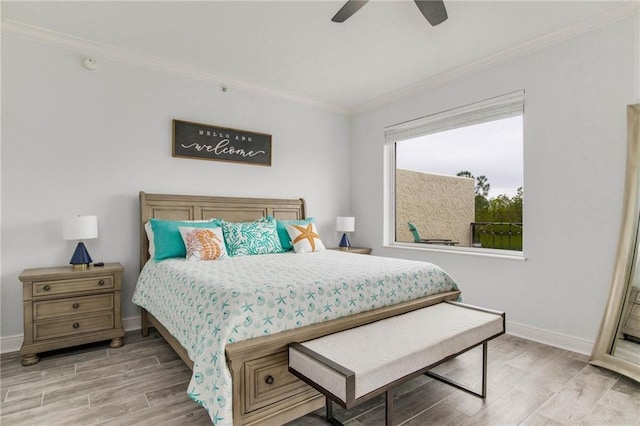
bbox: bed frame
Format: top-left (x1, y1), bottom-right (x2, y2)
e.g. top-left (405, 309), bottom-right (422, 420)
top-left (138, 191), bottom-right (461, 425)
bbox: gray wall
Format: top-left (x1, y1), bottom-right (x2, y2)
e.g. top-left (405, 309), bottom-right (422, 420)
top-left (1, 35), bottom-right (350, 339)
top-left (2, 14), bottom-right (638, 354)
top-left (349, 16), bottom-right (639, 348)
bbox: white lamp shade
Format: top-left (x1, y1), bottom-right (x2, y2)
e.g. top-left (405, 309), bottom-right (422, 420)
top-left (336, 216), bottom-right (355, 233)
top-left (63, 215), bottom-right (98, 240)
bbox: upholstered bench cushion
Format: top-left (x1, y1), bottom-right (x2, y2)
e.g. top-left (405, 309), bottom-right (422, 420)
top-left (289, 302), bottom-right (504, 403)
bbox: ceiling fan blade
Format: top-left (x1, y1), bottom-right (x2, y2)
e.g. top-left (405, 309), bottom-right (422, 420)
top-left (414, 0), bottom-right (448, 26)
top-left (331, 0), bottom-right (369, 23)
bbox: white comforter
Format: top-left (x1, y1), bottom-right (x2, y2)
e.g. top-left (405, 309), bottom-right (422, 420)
top-left (132, 250), bottom-right (459, 425)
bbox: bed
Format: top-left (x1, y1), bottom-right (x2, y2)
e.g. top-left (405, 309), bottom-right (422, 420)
top-left (133, 192), bottom-right (461, 425)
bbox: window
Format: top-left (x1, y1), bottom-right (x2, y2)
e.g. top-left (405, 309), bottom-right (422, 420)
top-left (384, 91), bottom-right (524, 255)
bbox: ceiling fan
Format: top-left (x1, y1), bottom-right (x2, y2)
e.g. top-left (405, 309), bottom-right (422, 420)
top-left (332, 0), bottom-right (448, 26)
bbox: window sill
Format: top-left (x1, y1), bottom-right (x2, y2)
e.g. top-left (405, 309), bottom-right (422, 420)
top-left (385, 242), bottom-right (527, 261)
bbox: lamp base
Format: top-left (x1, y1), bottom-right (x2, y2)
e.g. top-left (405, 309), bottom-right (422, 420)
top-left (69, 241), bottom-right (93, 269)
top-left (72, 263), bottom-right (90, 270)
top-left (338, 233), bottom-right (351, 250)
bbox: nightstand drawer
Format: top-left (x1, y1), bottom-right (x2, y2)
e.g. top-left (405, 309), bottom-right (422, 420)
top-left (34, 294), bottom-right (114, 320)
top-left (33, 276), bottom-right (114, 297)
top-left (34, 312), bottom-right (114, 341)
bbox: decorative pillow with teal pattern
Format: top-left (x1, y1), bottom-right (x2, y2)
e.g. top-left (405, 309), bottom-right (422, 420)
top-left (222, 217), bottom-right (285, 257)
top-left (147, 218), bottom-right (222, 260)
top-left (275, 217), bottom-right (315, 251)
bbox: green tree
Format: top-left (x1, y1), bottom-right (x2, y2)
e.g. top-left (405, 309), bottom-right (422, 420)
top-left (457, 172), bottom-right (523, 223)
top-left (475, 175), bottom-right (490, 197)
top-left (456, 171), bottom-right (490, 197)
top-left (475, 194), bottom-right (491, 222)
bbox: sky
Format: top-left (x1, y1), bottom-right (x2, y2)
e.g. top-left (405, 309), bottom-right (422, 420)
top-left (395, 115), bottom-right (523, 198)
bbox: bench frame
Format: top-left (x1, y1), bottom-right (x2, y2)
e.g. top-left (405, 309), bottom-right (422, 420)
top-left (289, 301), bottom-right (505, 426)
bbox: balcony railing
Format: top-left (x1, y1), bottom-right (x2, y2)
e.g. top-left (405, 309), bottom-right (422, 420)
top-left (471, 222), bottom-right (523, 251)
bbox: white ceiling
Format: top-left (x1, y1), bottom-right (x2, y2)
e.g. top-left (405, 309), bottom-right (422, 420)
top-left (2, 1), bottom-right (637, 114)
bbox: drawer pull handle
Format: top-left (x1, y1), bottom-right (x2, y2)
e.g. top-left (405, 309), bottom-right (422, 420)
top-left (72, 303), bottom-right (80, 309)
top-left (265, 375), bottom-right (275, 385)
top-left (98, 280), bottom-right (105, 286)
top-left (72, 322), bottom-right (80, 329)
top-left (43, 285), bottom-right (51, 291)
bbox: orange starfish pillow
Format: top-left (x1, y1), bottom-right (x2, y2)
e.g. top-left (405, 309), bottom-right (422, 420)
top-left (285, 223), bottom-right (325, 253)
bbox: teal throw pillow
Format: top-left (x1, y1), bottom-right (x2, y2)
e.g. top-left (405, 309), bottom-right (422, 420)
top-left (223, 217), bottom-right (284, 257)
top-left (150, 218), bottom-right (222, 260)
top-left (276, 217), bottom-right (315, 251)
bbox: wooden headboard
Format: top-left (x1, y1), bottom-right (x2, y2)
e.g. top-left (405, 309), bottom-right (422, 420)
top-left (139, 192), bottom-right (306, 270)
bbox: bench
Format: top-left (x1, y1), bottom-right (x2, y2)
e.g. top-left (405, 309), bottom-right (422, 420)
top-left (288, 301), bottom-right (505, 425)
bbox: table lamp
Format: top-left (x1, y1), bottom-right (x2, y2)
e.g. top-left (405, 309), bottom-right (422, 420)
top-left (63, 215), bottom-right (98, 270)
top-left (336, 216), bottom-right (355, 250)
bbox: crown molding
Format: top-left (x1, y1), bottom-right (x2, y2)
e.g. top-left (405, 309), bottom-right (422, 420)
top-left (0, 19), bottom-right (350, 116)
top-left (351, 1), bottom-right (640, 115)
top-left (2, 1), bottom-right (638, 118)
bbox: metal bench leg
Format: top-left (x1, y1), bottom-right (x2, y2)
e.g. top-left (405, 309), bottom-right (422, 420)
top-left (385, 389), bottom-right (394, 426)
top-left (481, 341), bottom-right (487, 398)
top-left (325, 392), bottom-right (395, 426)
top-left (426, 341), bottom-right (488, 399)
top-left (325, 397), bottom-right (344, 426)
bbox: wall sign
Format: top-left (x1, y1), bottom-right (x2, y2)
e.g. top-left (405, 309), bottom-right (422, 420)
top-left (173, 119), bottom-right (272, 166)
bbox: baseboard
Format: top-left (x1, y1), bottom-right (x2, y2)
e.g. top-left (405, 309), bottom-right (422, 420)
top-left (0, 334), bottom-right (23, 355)
top-left (122, 315), bottom-right (142, 333)
top-left (0, 316), bottom-right (142, 355)
top-left (1, 316), bottom-right (594, 356)
top-left (506, 320), bottom-right (594, 356)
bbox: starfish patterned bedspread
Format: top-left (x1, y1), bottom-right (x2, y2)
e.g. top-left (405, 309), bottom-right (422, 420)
top-left (132, 250), bottom-right (460, 425)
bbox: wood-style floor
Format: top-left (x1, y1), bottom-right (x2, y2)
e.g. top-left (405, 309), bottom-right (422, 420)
top-left (1, 330), bottom-right (640, 425)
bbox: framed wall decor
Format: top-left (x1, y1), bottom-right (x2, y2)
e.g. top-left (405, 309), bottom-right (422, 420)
top-left (172, 119), bottom-right (272, 166)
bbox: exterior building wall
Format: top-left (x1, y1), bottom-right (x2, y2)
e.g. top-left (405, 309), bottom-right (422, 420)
top-left (396, 169), bottom-right (475, 246)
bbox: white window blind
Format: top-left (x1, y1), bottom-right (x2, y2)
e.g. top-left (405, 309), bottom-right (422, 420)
top-left (384, 90), bottom-right (524, 144)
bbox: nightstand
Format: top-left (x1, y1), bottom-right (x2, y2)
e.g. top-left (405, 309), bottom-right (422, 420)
top-left (18, 262), bottom-right (125, 366)
top-left (328, 247), bottom-right (372, 255)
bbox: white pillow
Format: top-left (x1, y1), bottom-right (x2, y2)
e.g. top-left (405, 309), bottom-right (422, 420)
top-left (178, 226), bottom-right (228, 261)
top-left (144, 221), bottom-right (155, 258)
top-left (285, 223), bottom-right (325, 253)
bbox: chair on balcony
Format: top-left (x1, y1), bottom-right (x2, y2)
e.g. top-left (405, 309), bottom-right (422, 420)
top-left (407, 223), bottom-right (458, 246)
